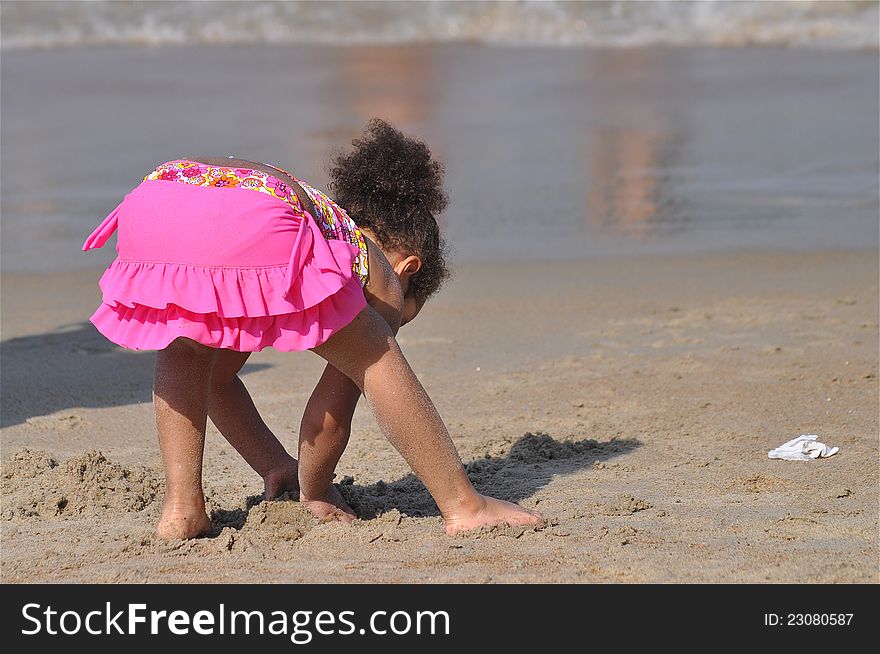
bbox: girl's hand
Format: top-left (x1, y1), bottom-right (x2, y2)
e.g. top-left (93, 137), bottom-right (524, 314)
top-left (263, 456), bottom-right (299, 500)
top-left (300, 484), bottom-right (357, 523)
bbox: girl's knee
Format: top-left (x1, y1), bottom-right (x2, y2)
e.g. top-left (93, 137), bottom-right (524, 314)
top-left (154, 339), bottom-right (216, 396)
top-left (211, 349), bottom-right (251, 389)
top-left (209, 372), bottom-right (237, 394)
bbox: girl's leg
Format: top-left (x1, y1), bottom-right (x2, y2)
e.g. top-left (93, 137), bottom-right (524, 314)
top-left (153, 338), bottom-right (215, 539)
top-left (208, 350), bottom-right (298, 499)
top-left (312, 307), bottom-right (542, 534)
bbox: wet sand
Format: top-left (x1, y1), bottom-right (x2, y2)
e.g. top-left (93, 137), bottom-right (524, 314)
top-left (2, 248), bottom-right (877, 583)
top-left (3, 45), bottom-right (878, 272)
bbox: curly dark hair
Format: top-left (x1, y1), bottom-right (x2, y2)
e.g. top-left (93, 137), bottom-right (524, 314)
top-left (327, 118), bottom-right (450, 303)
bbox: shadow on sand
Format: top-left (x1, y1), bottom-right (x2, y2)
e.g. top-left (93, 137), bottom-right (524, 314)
top-left (211, 431), bottom-right (641, 531)
top-left (341, 431), bottom-right (641, 519)
top-left (0, 321), bottom-right (271, 428)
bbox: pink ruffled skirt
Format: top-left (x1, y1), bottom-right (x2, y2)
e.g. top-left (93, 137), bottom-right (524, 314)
top-left (82, 178), bottom-right (367, 352)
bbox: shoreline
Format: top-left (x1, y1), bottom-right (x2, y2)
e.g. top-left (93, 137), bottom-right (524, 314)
top-left (3, 1), bottom-right (877, 51)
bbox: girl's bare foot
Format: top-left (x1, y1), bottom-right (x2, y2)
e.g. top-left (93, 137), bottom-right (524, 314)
top-left (263, 456), bottom-right (299, 500)
top-left (443, 494), bottom-right (543, 535)
top-left (156, 499), bottom-right (212, 540)
top-left (300, 484), bottom-right (357, 523)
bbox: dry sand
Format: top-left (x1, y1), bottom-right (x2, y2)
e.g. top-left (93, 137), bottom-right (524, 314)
top-left (1, 248), bottom-right (877, 583)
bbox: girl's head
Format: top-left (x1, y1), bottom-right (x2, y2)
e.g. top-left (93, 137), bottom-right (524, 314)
top-left (328, 119), bottom-right (450, 316)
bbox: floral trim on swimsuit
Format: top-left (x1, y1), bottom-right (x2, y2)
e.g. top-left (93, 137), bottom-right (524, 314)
top-left (145, 160), bottom-right (369, 285)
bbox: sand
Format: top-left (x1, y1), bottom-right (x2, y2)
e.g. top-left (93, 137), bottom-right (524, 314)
top-left (1, 248), bottom-right (877, 583)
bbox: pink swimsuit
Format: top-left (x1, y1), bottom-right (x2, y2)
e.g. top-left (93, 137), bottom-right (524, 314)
top-left (83, 159), bottom-right (369, 352)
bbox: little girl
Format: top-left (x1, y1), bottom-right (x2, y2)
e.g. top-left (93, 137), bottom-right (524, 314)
top-left (83, 119), bottom-right (541, 539)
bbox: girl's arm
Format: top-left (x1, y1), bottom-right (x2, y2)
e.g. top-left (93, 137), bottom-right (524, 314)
top-left (299, 237), bottom-right (405, 503)
top-left (298, 363), bottom-right (361, 502)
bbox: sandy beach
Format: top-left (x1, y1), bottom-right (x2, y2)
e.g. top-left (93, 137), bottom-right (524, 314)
top-left (1, 4), bottom-right (878, 584)
top-left (2, 248), bottom-right (877, 583)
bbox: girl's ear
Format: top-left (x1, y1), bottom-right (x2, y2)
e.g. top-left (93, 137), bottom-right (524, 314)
top-left (395, 255), bottom-right (422, 277)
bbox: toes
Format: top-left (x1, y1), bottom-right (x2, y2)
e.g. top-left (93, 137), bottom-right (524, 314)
top-left (318, 508), bottom-right (355, 524)
top-left (331, 505), bottom-right (357, 523)
top-left (337, 511), bottom-right (356, 524)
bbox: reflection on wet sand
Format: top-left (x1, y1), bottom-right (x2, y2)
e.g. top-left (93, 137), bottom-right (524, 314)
top-left (587, 127), bottom-right (666, 239)
top-left (302, 45), bottom-right (436, 178)
top-left (336, 45), bottom-right (435, 126)
top-left (312, 46), bottom-right (435, 140)
top-left (584, 50), bottom-right (679, 240)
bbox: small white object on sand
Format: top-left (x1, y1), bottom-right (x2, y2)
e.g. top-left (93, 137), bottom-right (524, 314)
top-left (768, 435), bottom-right (839, 461)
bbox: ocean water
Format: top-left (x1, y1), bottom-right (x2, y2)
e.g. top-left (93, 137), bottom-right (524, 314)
top-left (1, 42), bottom-right (878, 273)
top-left (2, 0), bottom-right (878, 50)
